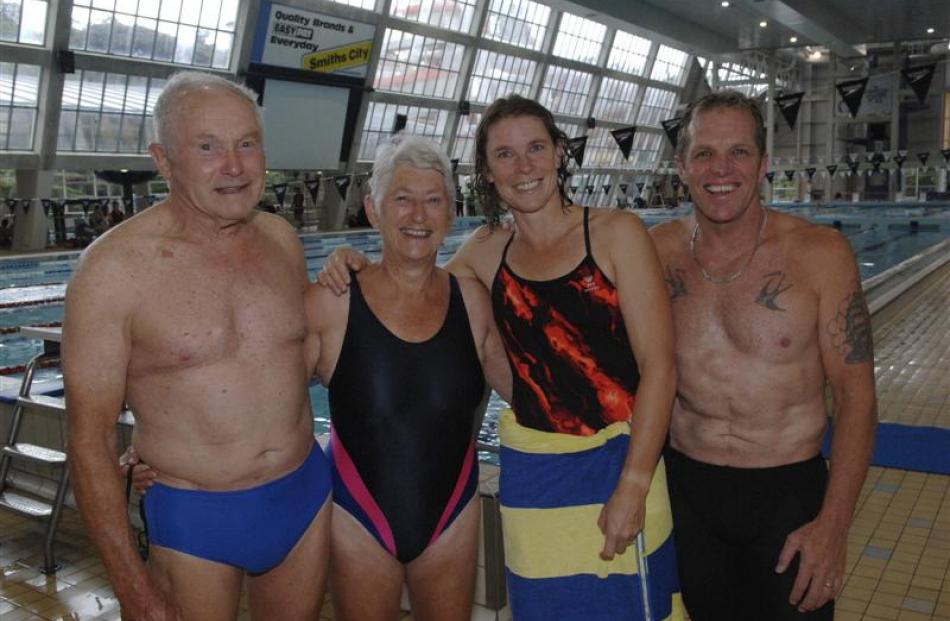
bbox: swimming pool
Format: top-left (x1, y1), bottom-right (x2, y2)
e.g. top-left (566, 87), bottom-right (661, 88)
top-left (1, 204), bottom-right (948, 454)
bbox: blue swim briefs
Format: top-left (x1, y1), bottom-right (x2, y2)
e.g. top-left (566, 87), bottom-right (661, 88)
top-left (142, 442), bottom-right (332, 574)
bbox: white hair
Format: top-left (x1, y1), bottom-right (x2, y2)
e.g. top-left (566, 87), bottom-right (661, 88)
top-left (152, 71), bottom-right (262, 149)
top-left (369, 134), bottom-right (455, 209)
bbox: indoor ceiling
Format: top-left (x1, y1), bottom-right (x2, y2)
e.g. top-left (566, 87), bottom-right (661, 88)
top-left (555, 0), bottom-right (950, 60)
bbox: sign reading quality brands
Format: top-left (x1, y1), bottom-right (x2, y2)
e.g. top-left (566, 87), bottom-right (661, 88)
top-left (251, 1), bottom-right (376, 78)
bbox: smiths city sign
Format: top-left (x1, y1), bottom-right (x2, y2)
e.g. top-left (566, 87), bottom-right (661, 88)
top-left (251, 2), bottom-right (375, 78)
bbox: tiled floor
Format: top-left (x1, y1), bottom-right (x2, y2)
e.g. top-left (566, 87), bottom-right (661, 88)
top-left (2, 262), bottom-right (949, 620)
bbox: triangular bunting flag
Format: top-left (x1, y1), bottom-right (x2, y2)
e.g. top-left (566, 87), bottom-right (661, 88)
top-left (661, 117), bottom-right (682, 149)
top-left (670, 176), bottom-right (681, 190)
top-left (123, 197), bottom-right (134, 211)
top-left (619, 183), bottom-right (628, 194)
top-left (334, 176), bottom-right (351, 199)
top-left (805, 167), bottom-right (817, 181)
top-left (569, 185), bottom-right (578, 195)
top-left (941, 149), bottom-right (950, 164)
top-left (602, 184), bottom-right (611, 194)
top-left (775, 92), bottom-right (805, 130)
top-left (567, 137), bottom-right (588, 168)
top-left (450, 158), bottom-right (460, 174)
top-left (610, 126), bottom-right (637, 160)
top-left (765, 172), bottom-right (775, 184)
top-left (585, 185), bottom-right (594, 195)
top-left (901, 64), bottom-right (936, 105)
top-left (22, 199), bottom-right (30, 213)
top-left (306, 179), bottom-right (320, 204)
top-left (836, 77), bottom-right (868, 118)
top-left (635, 182), bottom-right (645, 194)
top-left (273, 183), bottom-right (288, 207)
top-left (871, 153), bottom-right (885, 171)
top-left (847, 160), bottom-right (860, 174)
top-left (917, 152), bottom-right (929, 167)
top-left (894, 151), bottom-right (907, 168)
top-left (41, 199), bottom-right (51, 217)
top-left (826, 165), bottom-right (838, 176)
top-left (784, 170), bottom-right (796, 181)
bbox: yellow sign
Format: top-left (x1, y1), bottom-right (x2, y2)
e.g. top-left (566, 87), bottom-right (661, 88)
top-left (302, 41), bottom-right (372, 74)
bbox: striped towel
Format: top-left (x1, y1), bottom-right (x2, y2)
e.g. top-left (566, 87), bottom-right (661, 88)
top-left (499, 410), bottom-right (685, 621)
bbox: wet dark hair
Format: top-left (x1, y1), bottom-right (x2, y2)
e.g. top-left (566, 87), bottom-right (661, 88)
top-left (676, 90), bottom-right (766, 160)
top-left (472, 95), bottom-right (572, 227)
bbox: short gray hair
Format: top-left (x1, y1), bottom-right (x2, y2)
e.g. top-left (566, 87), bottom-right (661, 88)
top-left (152, 71), bottom-right (262, 149)
top-left (369, 134), bottom-right (455, 209)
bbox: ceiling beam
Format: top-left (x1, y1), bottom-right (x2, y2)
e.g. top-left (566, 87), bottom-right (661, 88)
top-left (735, 0), bottom-right (865, 58)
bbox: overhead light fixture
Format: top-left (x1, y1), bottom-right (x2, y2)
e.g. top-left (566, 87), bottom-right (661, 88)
top-left (790, 36), bottom-right (798, 43)
top-left (926, 27), bottom-right (935, 34)
top-left (759, 21), bottom-right (768, 28)
top-left (721, 1), bottom-right (730, 6)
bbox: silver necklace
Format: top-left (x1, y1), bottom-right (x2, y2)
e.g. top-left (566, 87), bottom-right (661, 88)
top-left (689, 208), bottom-right (769, 285)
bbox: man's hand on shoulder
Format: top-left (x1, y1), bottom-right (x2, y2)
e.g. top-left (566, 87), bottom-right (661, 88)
top-left (315, 247), bottom-right (371, 295)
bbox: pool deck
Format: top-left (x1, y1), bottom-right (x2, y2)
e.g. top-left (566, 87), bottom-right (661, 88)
top-left (2, 261), bottom-right (950, 619)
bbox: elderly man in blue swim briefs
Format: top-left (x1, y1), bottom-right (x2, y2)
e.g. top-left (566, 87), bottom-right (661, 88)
top-left (63, 71), bottom-right (332, 621)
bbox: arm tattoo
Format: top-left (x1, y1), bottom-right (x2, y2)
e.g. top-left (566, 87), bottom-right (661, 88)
top-left (664, 266), bottom-right (688, 301)
top-left (826, 285), bottom-right (873, 363)
top-left (755, 271), bottom-right (793, 311)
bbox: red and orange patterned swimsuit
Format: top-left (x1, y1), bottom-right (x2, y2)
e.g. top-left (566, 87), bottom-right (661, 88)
top-left (490, 207), bottom-right (641, 436)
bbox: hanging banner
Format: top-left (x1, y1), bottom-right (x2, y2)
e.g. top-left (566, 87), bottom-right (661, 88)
top-left (619, 183), bottom-right (628, 194)
top-left (836, 77), bottom-right (868, 119)
top-left (765, 172), bottom-right (775, 184)
top-left (273, 183), bottom-right (288, 206)
top-left (775, 92), bottom-right (805, 130)
top-left (784, 170), bottom-right (796, 181)
top-left (566, 136), bottom-right (588, 168)
top-left (894, 151), bottom-right (907, 169)
top-left (661, 117), bottom-right (682, 149)
top-left (826, 165), bottom-right (838, 177)
top-left (250, 1), bottom-right (376, 78)
top-left (635, 182), bottom-right (645, 194)
top-left (602, 184), bottom-right (611, 194)
top-left (306, 178), bottom-right (321, 203)
top-left (334, 175), bottom-right (350, 198)
top-left (901, 64), bottom-right (936, 105)
top-left (610, 126), bottom-right (637, 160)
top-left (805, 167), bottom-right (817, 181)
top-left (917, 152), bottom-right (929, 167)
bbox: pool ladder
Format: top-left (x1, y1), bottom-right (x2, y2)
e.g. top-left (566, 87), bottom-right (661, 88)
top-left (0, 341), bottom-right (70, 574)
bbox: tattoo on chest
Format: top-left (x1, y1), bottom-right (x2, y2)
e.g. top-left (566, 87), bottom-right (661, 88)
top-left (827, 285), bottom-right (873, 363)
top-left (664, 266), bottom-right (688, 301)
top-left (755, 271), bottom-right (793, 311)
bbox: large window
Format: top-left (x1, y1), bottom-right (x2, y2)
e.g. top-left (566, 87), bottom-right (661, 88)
top-left (592, 77), bottom-right (639, 124)
top-left (57, 70), bottom-right (165, 153)
top-left (584, 128), bottom-right (622, 169)
top-left (69, 0), bottom-right (238, 69)
top-left (0, 62), bottom-right (40, 150)
top-left (452, 112), bottom-right (481, 164)
top-left (481, 0), bottom-right (550, 51)
top-left (0, 0), bottom-right (47, 45)
top-left (390, 0), bottom-right (477, 33)
top-left (607, 30), bottom-right (651, 77)
top-left (328, 0), bottom-right (377, 9)
top-left (551, 13), bottom-right (605, 66)
top-left (637, 87), bottom-right (677, 128)
top-left (539, 66), bottom-right (593, 116)
top-left (629, 132), bottom-right (662, 169)
top-left (467, 50), bottom-right (536, 105)
top-left (650, 44), bottom-right (689, 85)
top-left (374, 29), bottom-right (465, 99)
top-left (359, 102), bottom-right (449, 160)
